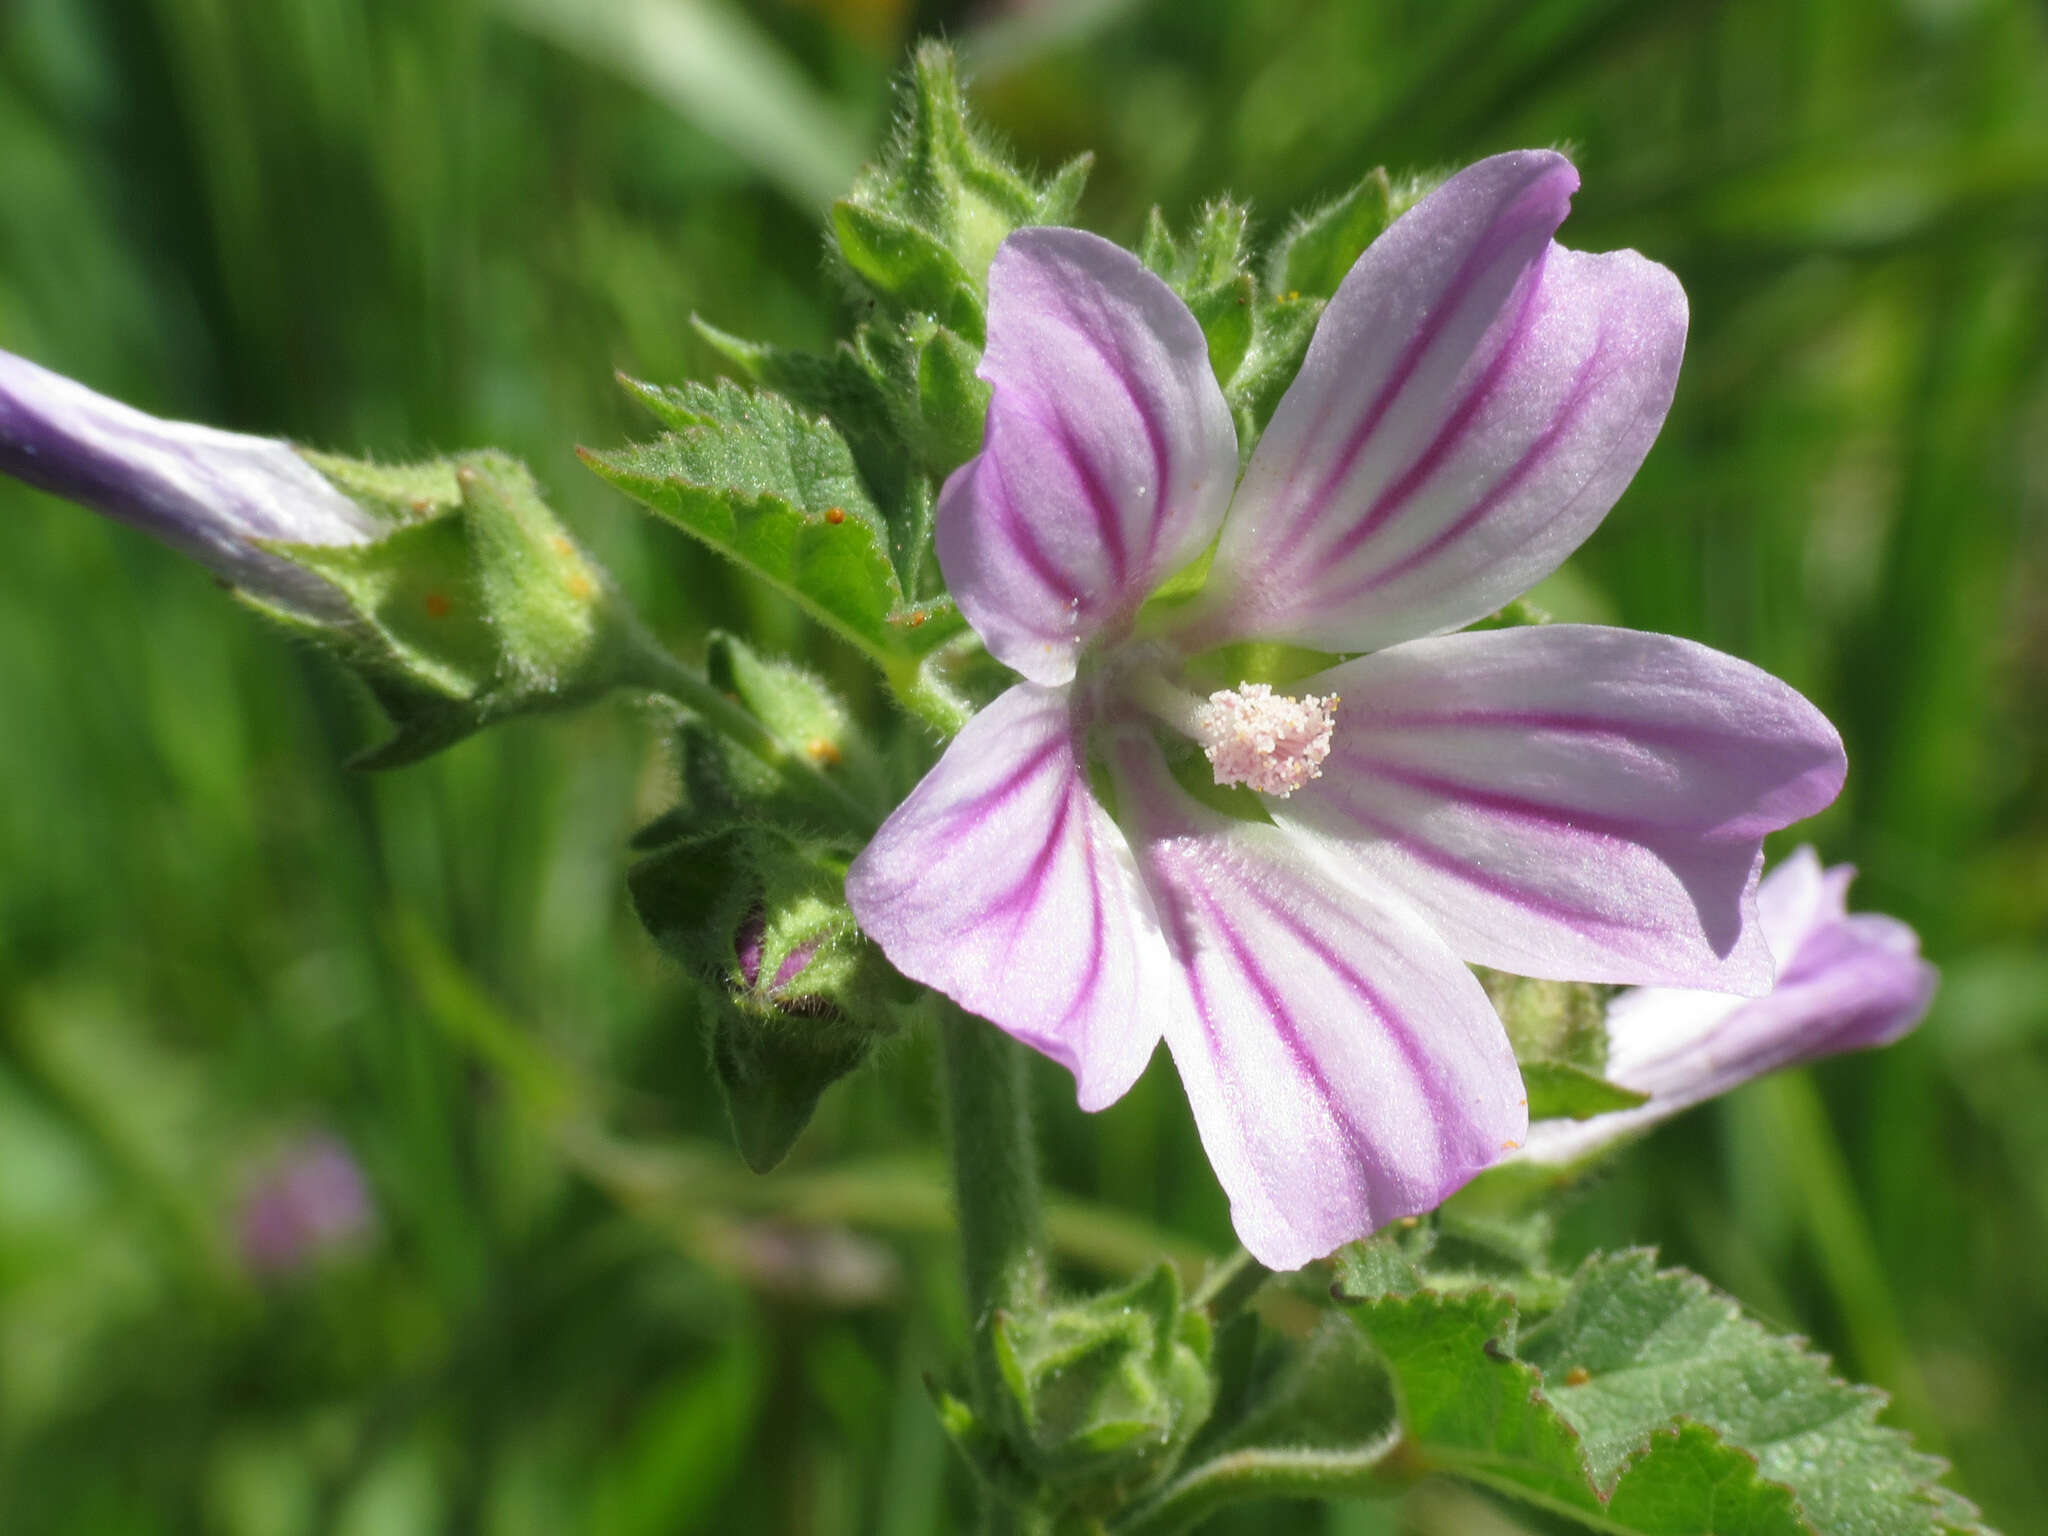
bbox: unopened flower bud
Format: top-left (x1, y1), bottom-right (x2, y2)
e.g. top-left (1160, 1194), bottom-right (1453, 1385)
top-left (0, 348), bottom-right (380, 623)
top-left (0, 349), bottom-right (658, 766)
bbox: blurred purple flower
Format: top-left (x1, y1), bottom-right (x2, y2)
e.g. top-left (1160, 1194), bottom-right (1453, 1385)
top-left (0, 347), bottom-right (379, 622)
top-left (847, 151), bottom-right (1846, 1269)
top-left (238, 1133), bottom-right (376, 1277)
top-left (1514, 848), bottom-right (1936, 1167)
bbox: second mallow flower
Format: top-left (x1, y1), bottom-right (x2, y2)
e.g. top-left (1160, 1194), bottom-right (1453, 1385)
top-left (846, 151), bottom-right (1847, 1270)
top-left (1512, 848), bottom-right (1937, 1168)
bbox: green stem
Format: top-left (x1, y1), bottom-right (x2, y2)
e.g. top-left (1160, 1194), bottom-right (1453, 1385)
top-left (1190, 1247), bottom-right (1272, 1321)
top-left (937, 1003), bottom-right (1049, 1534)
top-left (1111, 1435), bottom-right (1405, 1536)
top-left (621, 635), bottom-right (878, 835)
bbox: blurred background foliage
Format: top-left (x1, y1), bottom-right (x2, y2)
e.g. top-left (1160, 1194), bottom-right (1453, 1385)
top-left (0, 0), bottom-right (2044, 1530)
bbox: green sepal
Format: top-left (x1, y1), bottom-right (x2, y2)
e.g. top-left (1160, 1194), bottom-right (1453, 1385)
top-left (1224, 292), bottom-right (1324, 452)
top-left (269, 449), bottom-right (644, 768)
top-left (1139, 200), bottom-right (1258, 392)
top-left (1520, 1060), bottom-right (1651, 1121)
top-left (914, 322), bottom-right (991, 477)
top-left (829, 200), bottom-right (985, 341)
top-left (977, 1264), bottom-right (1216, 1520)
top-left (834, 41), bottom-right (1092, 319)
top-left (1469, 595), bottom-right (1557, 630)
top-left (587, 379), bottom-right (963, 665)
top-left (1266, 167), bottom-right (1428, 302)
top-left (1479, 967), bottom-right (1615, 1075)
top-left (701, 632), bottom-right (889, 821)
top-left (708, 998), bottom-right (869, 1175)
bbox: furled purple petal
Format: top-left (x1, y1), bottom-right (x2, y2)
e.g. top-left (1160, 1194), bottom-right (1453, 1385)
top-left (0, 348), bottom-right (381, 623)
top-left (936, 229), bottom-right (1239, 685)
top-left (1514, 851), bottom-right (1936, 1166)
top-left (845, 683), bottom-right (1171, 1110)
top-left (1109, 732), bottom-right (1525, 1270)
top-left (1271, 626), bottom-right (1846, 991)
top-left (1180, 151), bottom-right (1686, 654)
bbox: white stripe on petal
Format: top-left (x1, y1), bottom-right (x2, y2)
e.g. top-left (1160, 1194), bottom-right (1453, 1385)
top-left (846, 683), bottom-right (1172, 1111)
top-left (936, 229), bottom-right (1238, 685)
top-left (1111, 732), bottom-right (1524, 1270)
top-left (1184, 151), bottom-right (1686, 655)
top-left (1272, 626), bottom-right (1845, 992)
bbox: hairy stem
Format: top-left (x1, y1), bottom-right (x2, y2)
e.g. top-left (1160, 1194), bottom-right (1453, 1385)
top-left (937, 1002), bottom-right (1049, 1534)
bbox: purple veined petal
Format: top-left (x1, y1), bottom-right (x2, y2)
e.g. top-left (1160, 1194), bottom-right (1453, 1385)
top-left (1109, 730), bottom-right (1526, 1271)
top-left (1270, 625), bottom-right (1847, 992)
top-left (1514, 852), bottom-right (1936, 1166)
top-left (1180, 151), bottom-right (1686, 655)
top-left (845, 682), bottom-right (1172, 1110)
top-left (0, 347), bottom-right (382, 623)
top-left (936, 229), bottom-right (1239, 685)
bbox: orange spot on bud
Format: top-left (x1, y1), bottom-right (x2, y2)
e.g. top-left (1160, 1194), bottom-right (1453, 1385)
top-left (1500, 1139), bottom-right (1521, 1153)
top-left (805, 737), bottom-right (842, 767)
top-left (424, 592), bottom-right (453, 619)
top-left (824, 506), bottom-right (846, 525)
top-left (409, 498), bottom-right (433, 514)
top-left (565, 572), bottom-right (594, 601)
top-left (907, 610), bottom-right (927, 628)
top-left (550, 535), bottom-right (574, 556)
top-left (1564, 1366), bottom-right (1592, 1387)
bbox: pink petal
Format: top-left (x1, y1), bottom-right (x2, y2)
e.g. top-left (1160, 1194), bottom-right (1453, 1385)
top-left (936, 229), bottom-right (1239, 685)
top-left (1182, 151), bottom-right (1686, 654)
top-left (1110, 733), bottom-right (1526, 1271)
top-left (1272, 626), bottom-right (1846, 991)
top-left (845, 684), bottom-right (1171, 1110)
top-left (1515, 853), bottom-right (1935, 1166)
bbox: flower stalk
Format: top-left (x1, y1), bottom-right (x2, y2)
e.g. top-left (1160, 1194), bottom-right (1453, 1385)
top-left (936, 1002), bottom-right (1050, 1531)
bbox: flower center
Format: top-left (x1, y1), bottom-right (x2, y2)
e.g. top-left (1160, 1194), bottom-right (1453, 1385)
top-left (1193, 682), bottom-right (1338, 798)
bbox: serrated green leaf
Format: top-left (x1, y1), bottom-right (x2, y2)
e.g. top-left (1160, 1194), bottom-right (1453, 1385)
top-left (1603, 1423), bottom-right (1807, 1536)
top-left (1354, 1289), bottom-right (1596, 1510)
top-left (1520, 1253), bottom-right (1991, 1535)
top-left (1521, 1060), bottom-right (1650, 1121)
top-left (586, 380), bottom-right (962, 663)
top-left (687, 320), bottom-right (942, 595)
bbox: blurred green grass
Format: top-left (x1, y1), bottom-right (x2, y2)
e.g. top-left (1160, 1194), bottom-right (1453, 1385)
top-left (0, 0), bottom-right (2044, 1530)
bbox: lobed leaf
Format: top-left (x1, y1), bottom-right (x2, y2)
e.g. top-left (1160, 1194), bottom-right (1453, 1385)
top-left (586, 379), bottom-right (962, 663)
top-left (1520, 1253), bottom-right (1992, 1535)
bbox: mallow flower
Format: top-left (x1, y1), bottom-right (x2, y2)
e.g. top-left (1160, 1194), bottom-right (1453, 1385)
top-left (0, 347), bottom-right (380, 623)
top-left (1513, 848), bottom-right (1936, 1168)
top-left (845, 151), bottom-right (1847, 1269)
top-left (238, 1132), bottom-right (376, 1278)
